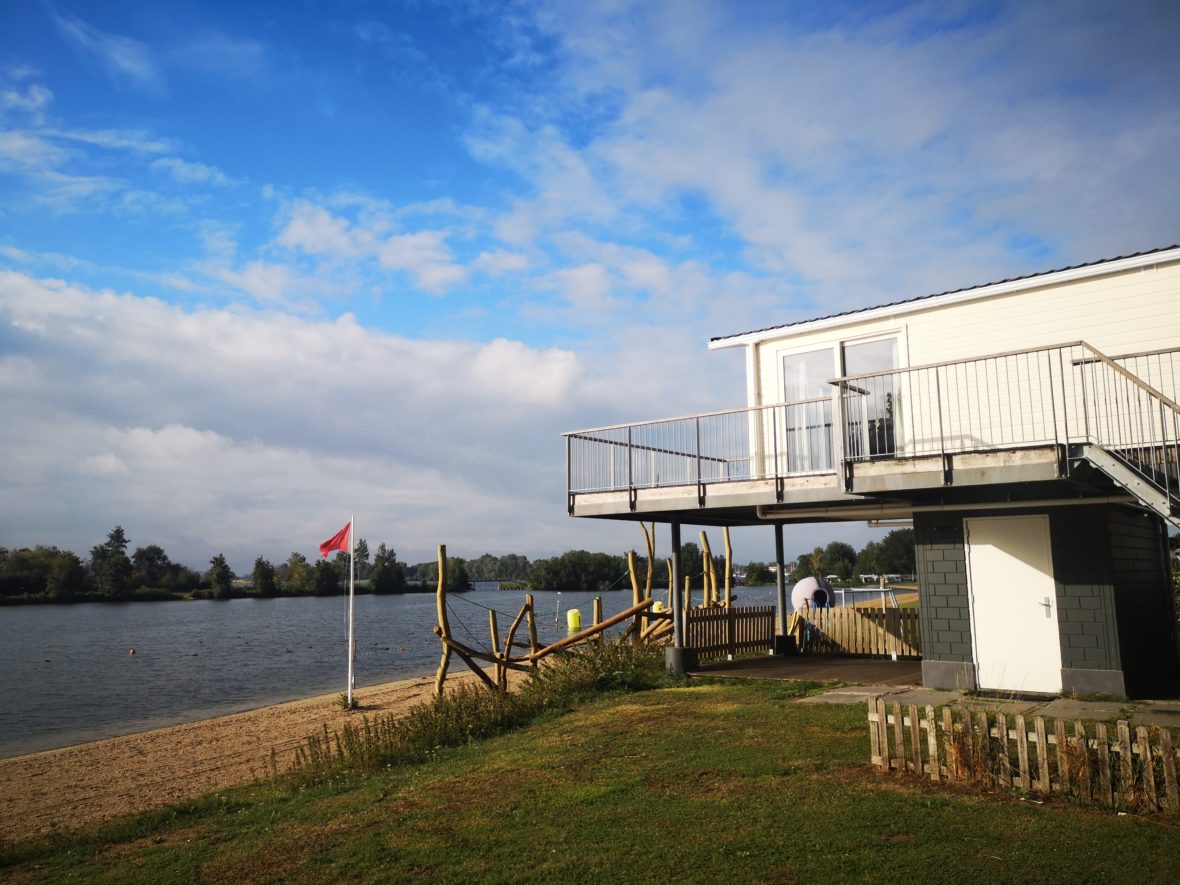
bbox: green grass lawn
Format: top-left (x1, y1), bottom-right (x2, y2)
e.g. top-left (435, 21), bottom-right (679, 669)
top-left (5, 680), bottom-right (1180, 883)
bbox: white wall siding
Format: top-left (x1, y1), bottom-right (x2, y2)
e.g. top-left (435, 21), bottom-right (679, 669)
top-left (754, 259), bottom-right (1180, 407)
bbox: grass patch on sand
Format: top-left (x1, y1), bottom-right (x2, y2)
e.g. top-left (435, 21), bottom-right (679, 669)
top-left (4, 661), bottom-right (1180, 882)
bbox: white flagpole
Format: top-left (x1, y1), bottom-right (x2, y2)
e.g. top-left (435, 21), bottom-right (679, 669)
top-left (347, 513), bottom-right (356, 707)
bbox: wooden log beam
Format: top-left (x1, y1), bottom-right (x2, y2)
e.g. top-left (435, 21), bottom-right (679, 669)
top-left (441, 638), bottom-right (533, 671)
top-left (528, 598), bottom-right (655, 661)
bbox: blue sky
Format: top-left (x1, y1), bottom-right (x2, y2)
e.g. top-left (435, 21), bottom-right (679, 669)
top-left (1, 0), bottom-right (1178, 572)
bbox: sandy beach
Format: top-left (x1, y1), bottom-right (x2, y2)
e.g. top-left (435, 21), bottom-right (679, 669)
top-left (0, 670), bottom-right (499, 844)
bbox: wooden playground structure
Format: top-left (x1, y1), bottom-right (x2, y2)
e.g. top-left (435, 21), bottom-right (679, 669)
top-left (431, 525), bottom-right (746, 696)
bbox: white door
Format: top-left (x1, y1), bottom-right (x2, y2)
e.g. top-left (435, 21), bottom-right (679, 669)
top-left (965, 515), bottom-right (1062, 694)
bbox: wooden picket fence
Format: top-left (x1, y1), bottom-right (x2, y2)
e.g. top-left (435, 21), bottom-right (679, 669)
top-left (796, 607), bottom-right (921, 658)
top-left (867, 697), bottom-right (1180, 813)
top-left (685, 605), bottom-right (775, 661)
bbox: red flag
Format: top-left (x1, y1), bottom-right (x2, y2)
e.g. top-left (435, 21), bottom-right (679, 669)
top-left (319, 522), bottom-right (351, 558)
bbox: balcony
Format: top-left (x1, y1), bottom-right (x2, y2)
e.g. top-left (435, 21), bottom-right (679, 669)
top-left (564, 343), bottom-right (1180, 526)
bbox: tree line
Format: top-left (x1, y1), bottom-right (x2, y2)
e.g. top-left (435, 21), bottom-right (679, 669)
top-left (0, 526), bottom-right (922, 604)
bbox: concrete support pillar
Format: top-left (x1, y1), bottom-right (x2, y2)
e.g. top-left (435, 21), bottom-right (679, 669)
top-left (773, 522), bottom-right (793, 655)
top-left (774, 522), bottom-right (787, 635)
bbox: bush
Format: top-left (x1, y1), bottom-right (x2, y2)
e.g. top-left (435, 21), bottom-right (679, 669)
top-left (290, 642), bottom-right (670, 782)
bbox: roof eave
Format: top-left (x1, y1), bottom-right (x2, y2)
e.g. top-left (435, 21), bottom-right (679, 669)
top-left (706, 245), bottom-right (1180, 351)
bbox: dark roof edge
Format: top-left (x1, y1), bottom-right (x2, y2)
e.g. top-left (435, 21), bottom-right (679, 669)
top-left (710, 243), bottom-right (1180, 344)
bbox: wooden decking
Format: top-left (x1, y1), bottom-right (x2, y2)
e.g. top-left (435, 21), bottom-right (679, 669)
top-left (692, 653), bottom-right (923, 686)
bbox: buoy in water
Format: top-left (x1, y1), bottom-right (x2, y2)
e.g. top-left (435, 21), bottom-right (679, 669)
top-left (129, 649), bottom-right (136, 656)
top-left (566, 608), bottom-right (582, 633)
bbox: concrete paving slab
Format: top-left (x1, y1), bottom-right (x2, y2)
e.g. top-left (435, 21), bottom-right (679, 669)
top-left (794, 685), bottom-right (897, 705)
top-left (1131, 710), bottom-right (1180, 728)
top-left (957, 696), bottom-right (1045, 716)
top-left (1036, 699), bottom-right (1132, 722)
top-left (876, 688), bottom-right (963, 708)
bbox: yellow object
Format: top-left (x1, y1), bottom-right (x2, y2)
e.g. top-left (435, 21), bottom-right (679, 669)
top-left (652, 600), bottom-right (666, 612)
top-left (566, 608), bottom-right (582, 633)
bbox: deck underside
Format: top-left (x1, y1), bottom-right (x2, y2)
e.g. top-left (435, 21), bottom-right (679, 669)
top-left (569, 445), bottom-right (1135, 525)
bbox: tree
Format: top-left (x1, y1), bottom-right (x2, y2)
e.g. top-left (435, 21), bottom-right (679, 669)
top-left (313, 559), bottom-right (341, 596)
top-left (354, 538), bottom-right (371, 580)
top-left (207, 554), bottom-right (233, 599)
top-left (446, 557), bottom-right (473, 593)
top-left (131, 544), bottom-right (172, 589)
top-left (90, 526), bottom-right (133, 599)
top-left (876, 529), bottom-right (916, 575)
top-left (822, 541), bottom-right (857, 580)
top-left (46, 550), bottom-right (86, 599)
top-left (744, 561), bottom-right (774, 585)
top-left (679, 542), bottom-right (704, 584)
top-left (0, 546), bottom-right (85, 598)
top-left (252, 557), bottom-right (277, 597)
top-left (856, 541), bottom-right (882, 578)
top-left (369, 543), bottom-right (406, 594)
top-left (279, 552), bottom-right (313, 595)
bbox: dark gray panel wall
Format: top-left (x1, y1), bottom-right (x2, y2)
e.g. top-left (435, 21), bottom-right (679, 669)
top-left (914, 514), bottom-right (972, 663)
top-left (1106, 508), bottom-right (1179, 695)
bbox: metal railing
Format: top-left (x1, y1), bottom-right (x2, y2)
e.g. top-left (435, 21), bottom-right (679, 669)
top-left (834, 341), bottom-right (1180, 513)
top-left (564, 398), bottom-right (834, 495)
top-left (565, 341), bottom-right (1180, 517)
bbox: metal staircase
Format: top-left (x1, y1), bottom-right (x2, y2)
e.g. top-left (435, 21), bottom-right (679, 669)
top-left (1069, 345), bottom-right (1180, 529)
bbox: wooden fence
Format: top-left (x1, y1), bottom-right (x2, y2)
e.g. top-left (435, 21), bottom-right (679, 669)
top-left (686, 605), bottom-right (776, 661)
top-left (796, 607), bottom-right (921, 658)
top-left (867, 697), bottom-right (1180, 813)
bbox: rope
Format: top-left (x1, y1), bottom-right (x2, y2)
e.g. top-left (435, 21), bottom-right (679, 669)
top-left (446, 602), bottom-right (485, 646)
top-left (447, 592), bottom-right (516, 618)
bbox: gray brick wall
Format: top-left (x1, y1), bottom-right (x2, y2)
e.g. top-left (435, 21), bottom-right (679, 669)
top-left (914, 514), bottom-right (972, 663)
top-left (1049, 507), bottom-right (1120, 672)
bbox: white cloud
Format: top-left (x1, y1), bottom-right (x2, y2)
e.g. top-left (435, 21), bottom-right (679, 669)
top-left (474, 249), bottom-right (529, 276)
top-left (277, 201), bottom-right (362, 258)
top-left (1, 81), bottom-right (52, 117)
top-left (0, 270), bottom-right (604, 569)
top-left (378, 231), bottom-right (468, 293)
top-left (52, 11), bottom-right (163, 94)
top-left (152, 157), bottom-right (234, 187)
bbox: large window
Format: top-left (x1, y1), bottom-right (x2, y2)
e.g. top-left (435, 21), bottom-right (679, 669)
top-left (782, 348), bottom-right (836, 472)
top-left (842, 337), bottom-right (898, 458)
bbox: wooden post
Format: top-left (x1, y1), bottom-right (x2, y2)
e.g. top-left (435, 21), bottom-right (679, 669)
top-left (869, 698), bottom-right (881, 766)
top-left (488, 609), bottom-right (502, 688)
top-left (525, 594), bottom-right (538, 666)
top-left (640, 521), bottom-right (656, 600)
top-left (1075, 720), bottom-right (1092, 801)
top-left (1015, 714), bottom-right (1030, 790)
top-left (977, 712), bottom-right (991, 786)
top-left (910, 704), bottom-right (923, 776)
top-left (877, 697), bottom-right (891, 772)
top-left (1034, 716), bottom-right (1050, 794)
top-left (892, 701), bottom-right (905, 771)
top-left (942, 707), bottom-right (956, 781)
top-left (1117, 721), bottom-right (1134, 807)
top-left (996, 713), bottom-right (1011, 788)
top-left (627, 550), bottom-right (642, 644)
top-left (1054, 719), bottom-right (1069, 794)
top-left (1136, 726), bottom-right (1158, 811)
top-left (1096, 722), bottom-right (1113, 806)
top-left (699, 531), bottom-right (715, 605)
top-left (1158, 727), bottom-right (1178, 812)
top-left (433, 545), bottom-right (452, 698)
top-left (925, 705), bottom-right (939, 782)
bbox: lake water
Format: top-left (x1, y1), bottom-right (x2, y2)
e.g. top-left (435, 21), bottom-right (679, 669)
top-left (0, 585), bottom-right (786, 758)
